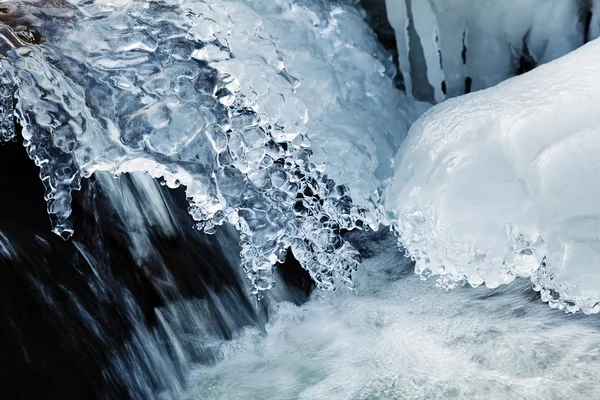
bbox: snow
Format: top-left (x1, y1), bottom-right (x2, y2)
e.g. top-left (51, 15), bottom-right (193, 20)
top-left (385, 38), bottom-right (600, 313)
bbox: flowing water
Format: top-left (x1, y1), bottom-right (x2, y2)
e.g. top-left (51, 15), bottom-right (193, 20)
top-left (182, 231), bottom-right (600, 400)
top-left (1, 1), bottom-right (599, 399)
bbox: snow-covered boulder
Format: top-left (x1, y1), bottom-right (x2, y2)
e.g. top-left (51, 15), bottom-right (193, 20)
top-left (386, 38), bottom-right (600, 313)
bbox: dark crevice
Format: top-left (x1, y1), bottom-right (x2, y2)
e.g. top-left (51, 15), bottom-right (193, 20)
top-left (360, 0), bottom-right (397, 52)
top-left (276, 248), bottom-right (314, 305)
top-left (461, 28), bottom-right (468, 64)
top-left (585, 11), bottom-right (593, 43)
top-left (581, 0), bottom-right (594, 43)
top-left (436, 35), bottom-right (443, 70)
top-left (359, 0), bottom-right (405, 91)
top-left (465, 76), bottom-right (472, 94)
top-left (516, 36), bottom-right (537, 75)
top-left (405, 0), bottom-right (435, 102)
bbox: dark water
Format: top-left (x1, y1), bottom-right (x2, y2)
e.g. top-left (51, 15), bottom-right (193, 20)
top-left (0, 133), bottom-right (313, 399)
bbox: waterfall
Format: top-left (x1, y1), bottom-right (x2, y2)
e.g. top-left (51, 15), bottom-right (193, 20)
top-left (2, 0), bottom-right (600, 399)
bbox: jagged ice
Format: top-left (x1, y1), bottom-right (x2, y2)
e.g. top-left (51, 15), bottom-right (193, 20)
top-left (0, 0), bottom-right (425, 294)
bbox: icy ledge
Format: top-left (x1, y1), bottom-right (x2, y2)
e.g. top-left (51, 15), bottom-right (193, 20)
top-left (385, 38), bottom-right (600, 313)
top-left (0, 0), bottom-right (425, 294)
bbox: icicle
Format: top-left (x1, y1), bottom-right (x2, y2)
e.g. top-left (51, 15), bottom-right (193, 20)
top-left (385, 0), bottom-right (412, 95)
top-left (410, 0), bottom-right (445, 103)
top-left (429, 4), bottom-right (466, 98)
top-left (527, 0), bottom-right (584, 64)
top-left (386, 0), bottom-right (592, 101)
top-left (590, 0), bottom-right (600, 42)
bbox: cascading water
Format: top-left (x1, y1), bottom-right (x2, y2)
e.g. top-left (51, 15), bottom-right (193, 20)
top-left (0, 0), bottom-right (427, 295)
top-left (2, 0), bottom-right (600, 399)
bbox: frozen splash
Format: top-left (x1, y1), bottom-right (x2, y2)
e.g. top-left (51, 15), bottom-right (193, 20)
top-left (0, 0), bottom-right (424, 293)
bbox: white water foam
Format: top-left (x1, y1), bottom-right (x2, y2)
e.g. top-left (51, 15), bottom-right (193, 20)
top-left (182, 233), bottom-right (600, 399)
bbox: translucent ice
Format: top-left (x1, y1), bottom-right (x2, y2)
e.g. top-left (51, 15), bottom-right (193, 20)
top-left (0, 0), bottom-right (425, 293)
top-left (385, 39), bottom-right (600, 313)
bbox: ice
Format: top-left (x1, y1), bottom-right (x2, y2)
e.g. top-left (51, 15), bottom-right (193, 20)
top-left (386, 0), bottom-right (593, 102)
top-left (0, 67), bottom-right (14, 143)
top-left (385, 39), bottom-right (600, 313)
top-left (10, 0), bottom-right (597, 308)
top-left (0, 0), bottom-right (425, 293)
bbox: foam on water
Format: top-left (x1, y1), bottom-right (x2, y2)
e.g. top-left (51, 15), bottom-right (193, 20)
top-left (182, 233), bottom-right (600, 399)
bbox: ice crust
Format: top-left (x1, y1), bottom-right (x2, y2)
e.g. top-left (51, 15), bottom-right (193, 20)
top-left (385, 39), bottom-right (600, 313)
top-left (0, 0), bottom-right (424, 293)
top-left (5, 0), bottom-right (600, 313)
top-left (386, 0), bottom-right (594, 102)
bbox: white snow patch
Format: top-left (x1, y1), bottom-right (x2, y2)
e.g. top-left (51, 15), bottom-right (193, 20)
top-left (385, 39), bottom-right (600, 313)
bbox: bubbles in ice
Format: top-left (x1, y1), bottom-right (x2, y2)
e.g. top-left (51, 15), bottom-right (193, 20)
top-left (0, 66), bottom-right (14, 143)
top-left (0, 0), bottom-right (422, 293)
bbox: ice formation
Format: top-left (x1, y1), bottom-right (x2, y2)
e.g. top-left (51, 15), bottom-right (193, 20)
top-left (385, 38), bottom-right (600, 313)
top-left (0, 0), bottom-right (425, 293)
top-left (386, 0), bottom-right (597, 102)
top-left (4, 0), bottom-right (600, 313)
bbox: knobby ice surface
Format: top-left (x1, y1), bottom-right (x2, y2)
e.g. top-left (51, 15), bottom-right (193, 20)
top-left (0, 0), bottom-right (599, 323)
top-left (386, 39), bottom-right (600, 314)
top-left (0, 0), bottom-right (426, 294)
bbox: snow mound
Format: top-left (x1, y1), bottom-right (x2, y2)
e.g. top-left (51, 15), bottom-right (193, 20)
top-left (385, 39), bottom-right (600, 313)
